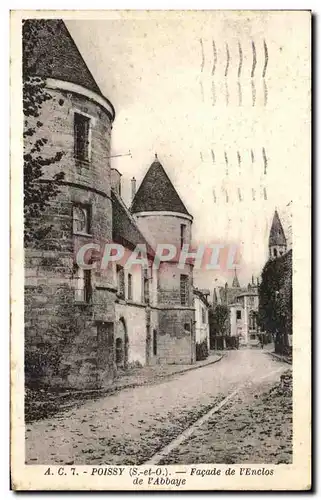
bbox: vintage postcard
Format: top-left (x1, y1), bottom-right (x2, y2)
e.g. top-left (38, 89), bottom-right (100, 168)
top-left (10, 10), bottom-right (311, 491)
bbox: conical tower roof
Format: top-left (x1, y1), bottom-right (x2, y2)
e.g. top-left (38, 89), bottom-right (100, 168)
top-left (23, 19), bottom-right (108, 99)
top-left (131, 155), bottom-right (191, 216)
top-left (269, 210), bottom-right (287, 246)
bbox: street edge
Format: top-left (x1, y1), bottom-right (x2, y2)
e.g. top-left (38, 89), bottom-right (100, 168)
top-left (25, 353), bottom-right (226, 423)
top-left (265, 351), bottom-right (292, 365)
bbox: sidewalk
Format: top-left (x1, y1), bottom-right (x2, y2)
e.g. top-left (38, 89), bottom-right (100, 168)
top-left (267, 351), bottom-right (292, 365)
top-left (25, 353), bottom-right (224, 422)
top-left (262, 344), bottom-right (292, 365)
top-left (112, 352), bottom-right (224, 390)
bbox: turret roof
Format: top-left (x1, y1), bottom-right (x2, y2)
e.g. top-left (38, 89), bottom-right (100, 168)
top-left (23, 19), bottom-right (112, 104)
top-left (269, 210), bottom-right (287, 246)
top-left (130, 155), bottom-right (191, 217)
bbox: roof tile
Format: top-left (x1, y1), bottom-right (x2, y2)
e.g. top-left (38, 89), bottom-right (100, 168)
top-left (23, 19), bottom-right (104, 97)
top-left (269, 210), bottom-right (287, 246)
top-left (130, 156), bottom-right (191, 217)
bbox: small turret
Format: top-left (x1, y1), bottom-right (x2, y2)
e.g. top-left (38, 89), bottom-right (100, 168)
top-left (269, 210), bottom-right (287, 259)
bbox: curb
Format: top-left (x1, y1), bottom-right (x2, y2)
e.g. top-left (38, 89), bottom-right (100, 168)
top-left (80, 353), bottom-right (225, 396)
top-left (156, 353), bottom-right (225, 378)
top-left (266, 351), bottom-right (292, 365)
top-left (26, 354), bottom-right (225, 422)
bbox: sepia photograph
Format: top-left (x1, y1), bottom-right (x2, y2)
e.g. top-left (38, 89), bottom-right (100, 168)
top-left (10, 9), bottom-right (311, 490)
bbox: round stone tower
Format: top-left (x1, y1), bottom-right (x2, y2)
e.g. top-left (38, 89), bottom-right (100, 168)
top-left (24, 19), bottom-right (116, 389)
top-left (131, 155), bottom-right (195, 364)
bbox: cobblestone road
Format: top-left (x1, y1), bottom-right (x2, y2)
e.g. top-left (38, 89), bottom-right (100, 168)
top-left (26, 349), bottom-right (289, 465)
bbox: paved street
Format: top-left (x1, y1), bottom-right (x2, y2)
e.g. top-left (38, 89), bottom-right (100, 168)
top-left (26, 349), bottom-right (291, 465)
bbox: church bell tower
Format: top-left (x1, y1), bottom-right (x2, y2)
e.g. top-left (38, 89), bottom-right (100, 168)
top-left (269, 210), bottom-right (287, 259)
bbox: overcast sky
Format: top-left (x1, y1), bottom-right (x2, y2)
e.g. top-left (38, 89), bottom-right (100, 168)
top-left (66, 11), bottom-right (309, 291)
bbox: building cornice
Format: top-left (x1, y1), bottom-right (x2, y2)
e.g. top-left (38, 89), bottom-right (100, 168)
top-left (133, 211), bottom-right (193, 222)
top-left (38, 179), bottom-right (112, 201)
top-left (46, 78), bottom-right (115, 121)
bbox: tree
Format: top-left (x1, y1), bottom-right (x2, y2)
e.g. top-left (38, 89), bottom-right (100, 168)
top-left (209, 304), bottom-right (229, 336)
top-left (23, 19), bottom-right (65, 245)
top-left (258, 250), bottom-right (292, 336)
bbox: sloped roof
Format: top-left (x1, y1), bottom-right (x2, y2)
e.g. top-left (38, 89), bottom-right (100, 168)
top-left (112, 190), bottom-right (155, 257)
top-left (217, 286), bottom-right (249, 306)
top-left (236, 291), bottom-right (258, 298)
top-left (193, 287), bottom-right (210, 306)
top-left (130, 155), bottom-right (192, 217)
top-left (23, 19), bottom-right (107, 99)
top-left (269, 210), bottom-right (287, 246)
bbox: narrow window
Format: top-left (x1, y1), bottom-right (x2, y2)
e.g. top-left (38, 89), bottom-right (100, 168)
top-left (180, 274), bottom-right (188, 305)
top-left (153, 329), bottom-right (157, 356)
top-left (116, 265), bottom-right (125, 300)
top-left (236, 310), bottom-right (242, 320)
top-left (202, 307), bottom-right (206, 324)
top-left (74, 266), bottom-right (91, 303)
top-left (74, 112), bottom-right (90, 162)
top-left (273, 248), bottom-right (278, 257)
top-left (143, 269), bottom-right (150, 304)
top-left (127, 273), bottom-right (133, 301)
top-left (73, 204), bottom-right (91, 234)
top-left (180, 224), bottom-right (186, 249)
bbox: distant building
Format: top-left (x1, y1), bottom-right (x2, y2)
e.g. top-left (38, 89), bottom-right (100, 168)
top-left (193, 288), bottom-right (210, 356)
top-left (213, 272), bottom-right (259, 345)
top-left (229, 289), bottom-right (259, 344)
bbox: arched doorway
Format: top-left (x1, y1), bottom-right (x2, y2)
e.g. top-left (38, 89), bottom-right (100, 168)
top-left (115, 318), bottom-right (128, 369)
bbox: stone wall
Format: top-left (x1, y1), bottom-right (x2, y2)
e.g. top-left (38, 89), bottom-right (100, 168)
top-left (134, 213), bottom-right (192, 250)
top-left (157, 308), bottom-right (195, 364)
top-left (134, 213), bottom-right (195, 365)
top-left (24, 84), bottom-right (116, 390)
top-left (157, 262), bottom-right (193, 306)
top-left (114, 302), bottom-right (147, 367)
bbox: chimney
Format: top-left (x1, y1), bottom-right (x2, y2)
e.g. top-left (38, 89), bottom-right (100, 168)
top-left (131, 177), bottom-right (136, 202)
top-left (111, 168), bottom-right (122, 196)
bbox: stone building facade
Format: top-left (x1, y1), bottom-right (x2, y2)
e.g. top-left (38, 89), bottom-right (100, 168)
top-left (193, 288), bottom-right (210, 358)
top-left (213, 273), bottom-right (259, 345)
top-left (24, 20), bottom-right (195, 390)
